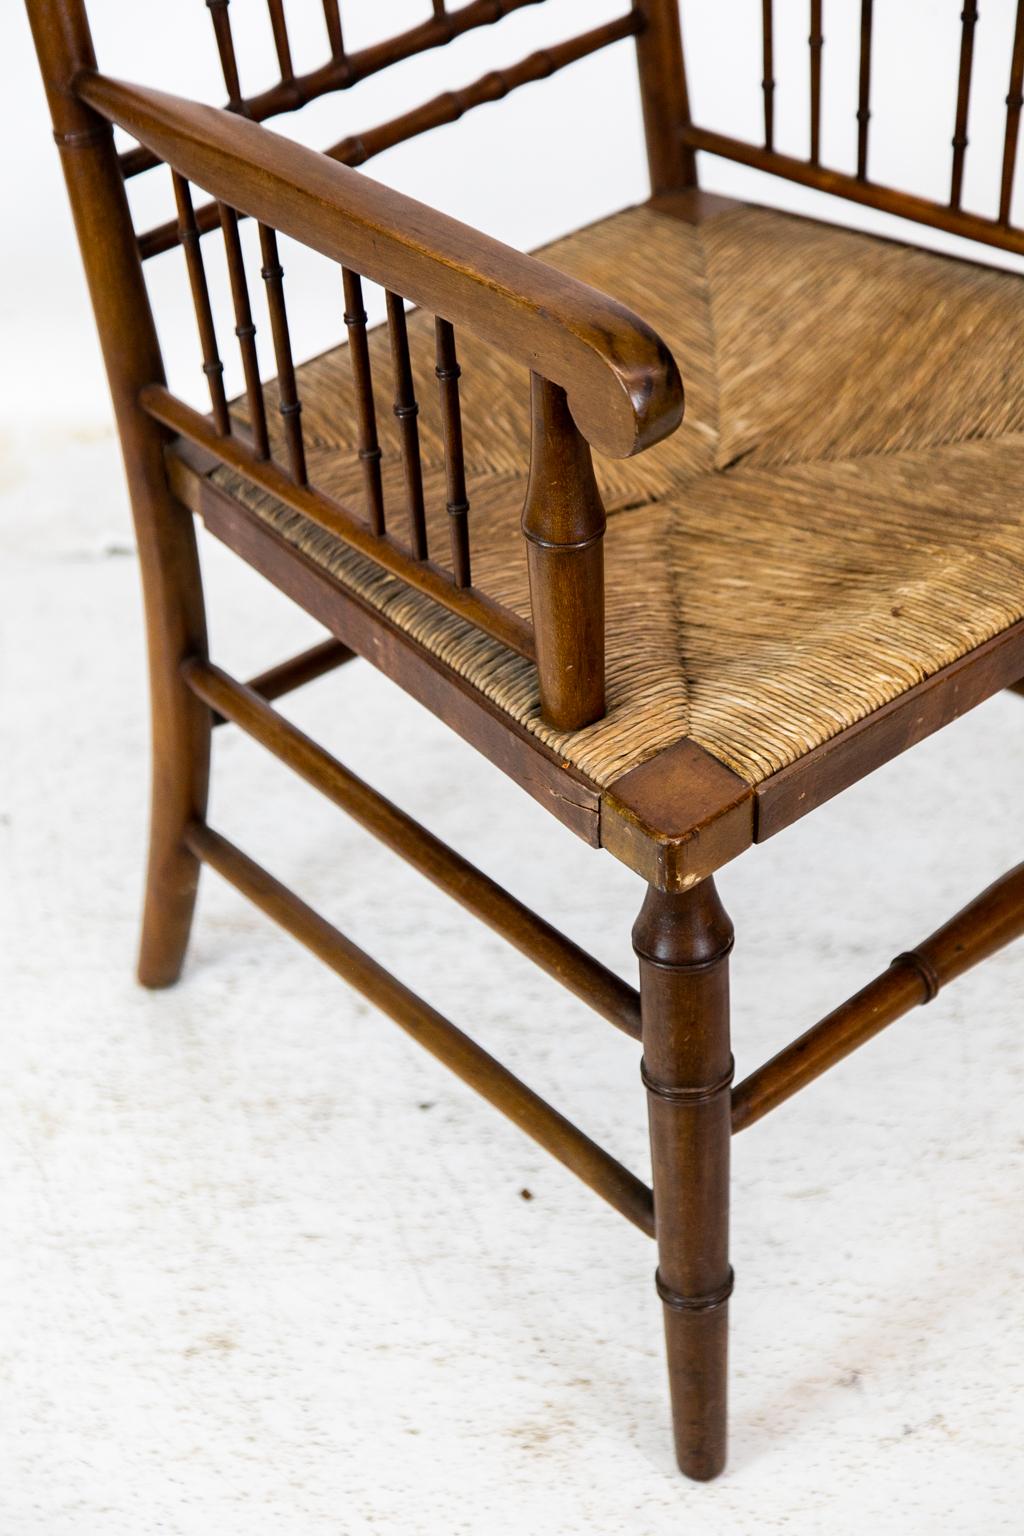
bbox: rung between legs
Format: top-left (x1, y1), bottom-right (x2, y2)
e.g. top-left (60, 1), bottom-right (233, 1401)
top-left (732, 860), bottom-right (1024, 1132)
top-left (183, 656), bottom-right (642, 1039)
top-left (185, 821), bottom-right (655, 1236)
top-left (211, 636), bottom-right (355, 725)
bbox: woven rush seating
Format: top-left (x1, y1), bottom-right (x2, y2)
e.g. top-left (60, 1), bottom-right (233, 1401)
top-left (211, 196), bottom-right (1024, 789)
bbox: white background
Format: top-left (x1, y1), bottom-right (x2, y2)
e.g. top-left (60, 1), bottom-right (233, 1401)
top-left (3, 2), bottom-right (1024, 1532)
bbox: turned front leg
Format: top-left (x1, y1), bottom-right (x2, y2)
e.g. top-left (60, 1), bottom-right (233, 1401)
top-left (633, 879), bottom-right (734, 1481)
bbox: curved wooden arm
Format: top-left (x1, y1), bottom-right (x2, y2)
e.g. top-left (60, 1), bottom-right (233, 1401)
top-left (76, 71), bottom-right (684, 460)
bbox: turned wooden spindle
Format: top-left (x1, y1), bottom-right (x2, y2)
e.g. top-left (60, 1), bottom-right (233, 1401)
top-left (434, 318), bottom-right (471, 588)
top-left (322, 0), bottom-right (344, 59)
top-left (809, 0), bottom-right (823, 165)
top-left (342, 268), bottom-right (385, 536)
top-left (521, 375), bottom-right (606, 731)
top-left (205, 0), bottom-right (244, 112)
top-left (218, 202), bottom-right (269, 460)
top-left (257, 223), bottom-right (307, 485)
top-left (386, 289), bottom-right (428, 560)
top-left (950, 0), bottom-right (979, 210)
top-left (761, 0), bottom-right (775, 153)
top-left (266, 0), bottom-right (295, 87)
top-left (1000, 1), bottom-right (1024, 224)
top-left (137, 17), bottom-right (641, 263)
top-left (857, 0), bottom-right (874, 180)
top-left (172, 171), bottom-right (230, 437)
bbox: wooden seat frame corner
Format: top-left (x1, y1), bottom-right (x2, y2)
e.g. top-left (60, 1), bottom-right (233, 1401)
top-left (26, 0), bottom-right (1024, 1481)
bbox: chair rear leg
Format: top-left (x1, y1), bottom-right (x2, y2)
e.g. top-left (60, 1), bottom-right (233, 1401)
top-left (135, 480), bottom-right (211, 988)
top-left (24, 4), bottom-right (212, 988)
top-left (634, 878), bottom-right (734, 1481)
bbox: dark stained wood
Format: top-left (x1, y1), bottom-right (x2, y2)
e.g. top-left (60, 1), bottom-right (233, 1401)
top-left (266, 0), bottom-right (294, 86)
top-left (146, 385), bottom-right (535, 659)
top-left (26, 0), bottom-right (211, 988)
top-left (856, 0), bottom-right (873, 180)
top-left (761, 0), bottom-right (775, 153)
top-left (950, 0), bottom-right (979, 210)
top-left (257, 222), bottom-right (307, 485)
top-left (165, 449), bottom-right (602, 845)
top-left (205, 0), bottom-right (244, 113)
top-left (633, 0), bottom-right (696, 192)
top-left (189, 821), bottom-right (655, 1234)
top-left (120, 0), bottom-right (550, 178)
top-left (1001, 0), bottom-right (1024, 224)
top-left (139, 15), bottom-right (642, 261)
top-left (218, 201), bottom-right (269, 460)
top-left (680, 123), bottom-right (1024, 258)
top-left (236, 636), bottom-right (355, 710)
top-left (732, 861), bottom-right (1024, 1132)
top-left (521, 376), bottom-right (606, 730)
top-left (755, 617), bottom-right (1024, 841)
top-left (809, 0), bottom-right (823, 165)
top-left (434, 318), bottom-right (471, 588)
top-left (341, 267), bottom-right (385, 536)
top-left (172, 171), bottom-right (230, 436)
top-left (325, 14), bottom-right (642, 171)
top-left (322, 0), bottom-right (344, 59)
top-left (386, 290), bottom-right (428, 560)
top-left (185, 658), bottom-right (641, 1039)
top-left (602, 740), bottom-right (754, 893)
top-left (82, 70), bottom-right (683, 462)
top-left (635, 879), bottom-right (734, 1480)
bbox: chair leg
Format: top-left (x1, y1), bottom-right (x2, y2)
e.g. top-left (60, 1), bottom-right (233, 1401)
top-left (634, 878), bottom-right (734, 1481)
top-left (135, 481), bottom-right (211, 989)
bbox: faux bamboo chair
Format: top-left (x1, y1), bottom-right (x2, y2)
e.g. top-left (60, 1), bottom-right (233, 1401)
top-left (27, 0), bottom-right (1024, 1480)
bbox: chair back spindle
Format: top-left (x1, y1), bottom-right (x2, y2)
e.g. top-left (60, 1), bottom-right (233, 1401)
top-left (761, 0), bottom-right (775, 153)
top-left (809, 0), bottom-right (823, 166)
top-left (673, 1), bottom-right (1024, 257)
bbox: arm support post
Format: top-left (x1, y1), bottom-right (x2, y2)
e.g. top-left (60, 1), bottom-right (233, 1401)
top-left (521, 376), bottom-right (607, 730)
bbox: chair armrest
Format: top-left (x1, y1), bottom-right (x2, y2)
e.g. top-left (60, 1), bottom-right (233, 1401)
top-left (76, 71), bottom-right (684, 460)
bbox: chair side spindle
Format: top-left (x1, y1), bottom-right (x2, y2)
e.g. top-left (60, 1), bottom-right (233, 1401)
top-left (172, 170), bottom-right (231, 436)
top-left (341, 267), bottom-right (385, 536)
top-left (218, 203), bottom-right (269, 460)
top-left (257, 223), bottom-right (307, 485)
top-left (434, 318), bottom-right (471, 589)
top-left (386, 290), bottom-right (428, 561)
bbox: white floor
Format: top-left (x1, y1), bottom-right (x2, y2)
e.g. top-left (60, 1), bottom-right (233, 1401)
top-left (2, 420), bottom-right (1023, 1534)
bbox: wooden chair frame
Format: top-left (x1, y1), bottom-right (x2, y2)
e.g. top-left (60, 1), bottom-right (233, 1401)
top-left (26, 0), bottom-right (1024, 1480)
